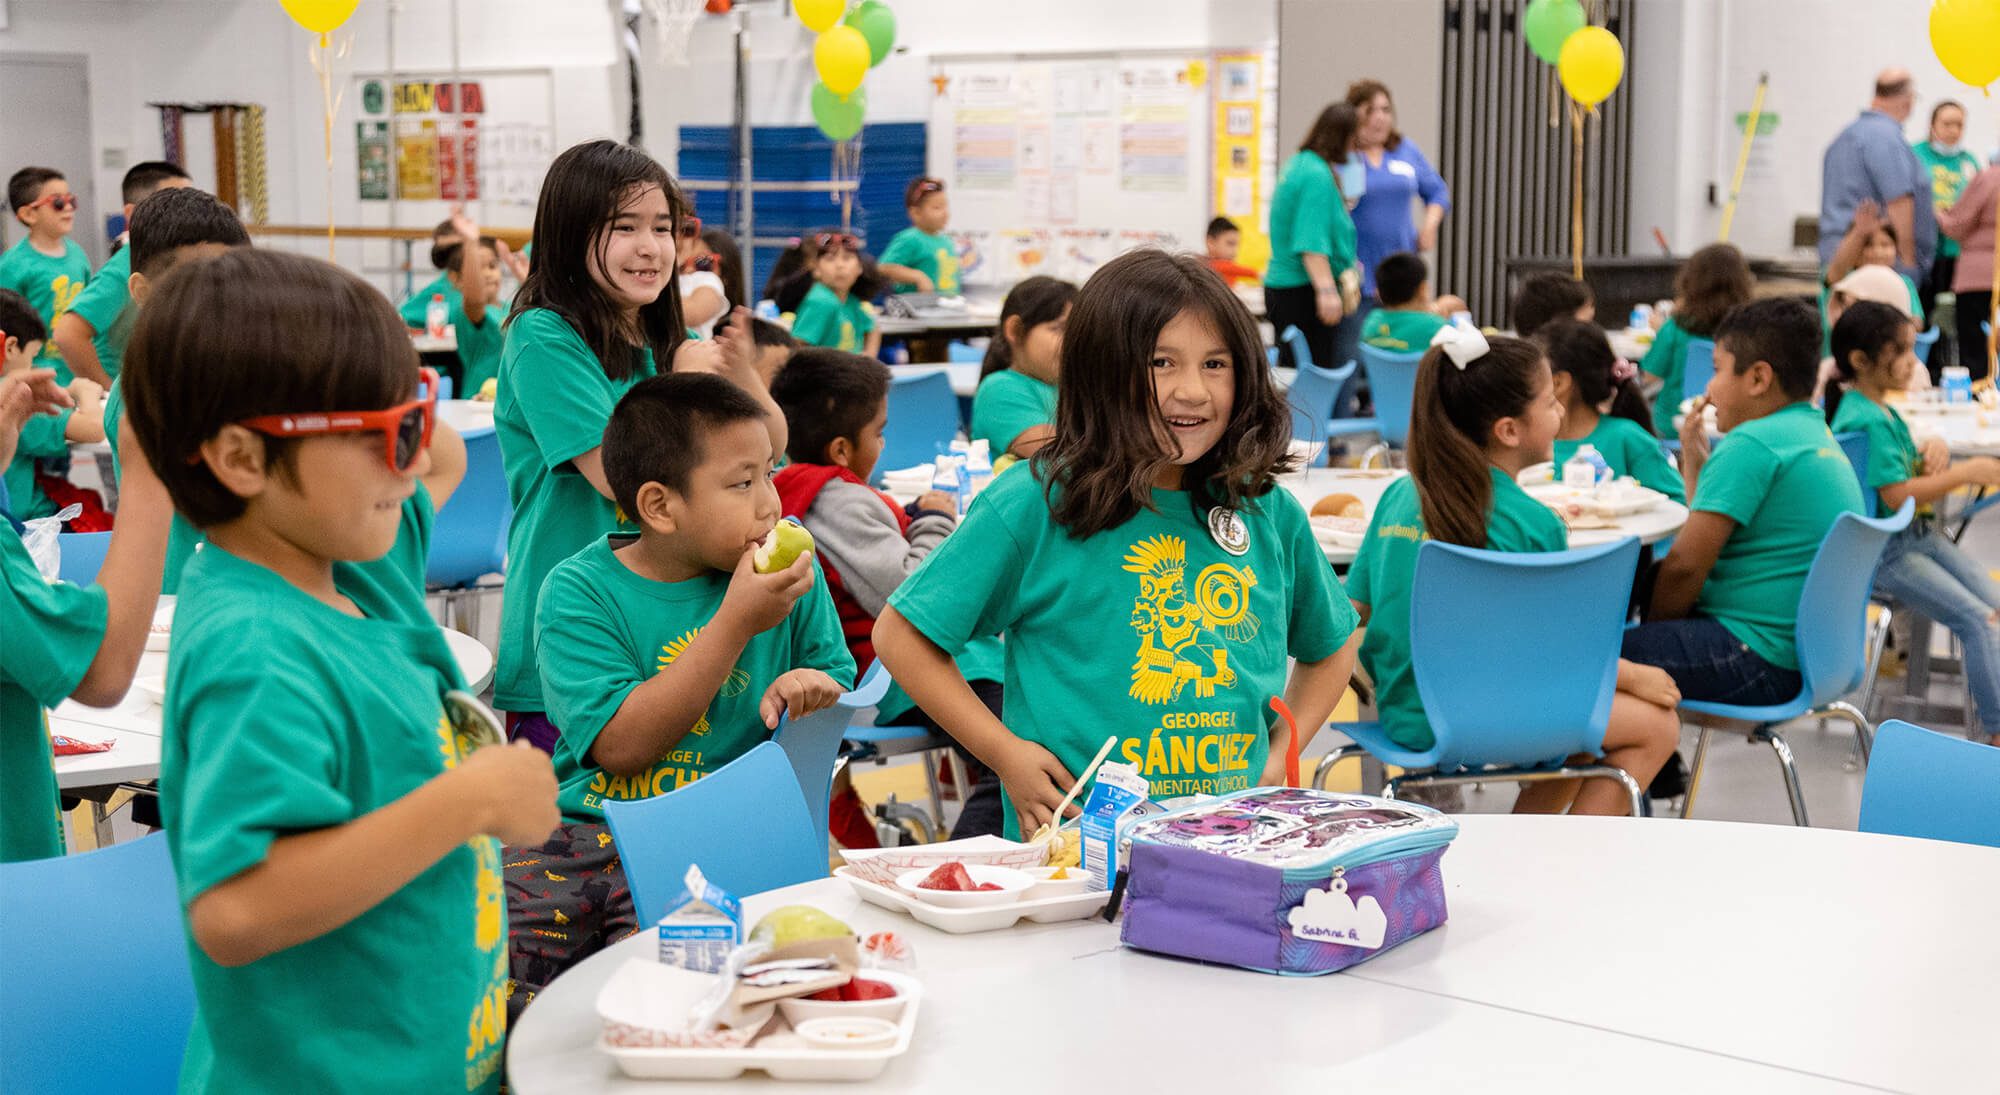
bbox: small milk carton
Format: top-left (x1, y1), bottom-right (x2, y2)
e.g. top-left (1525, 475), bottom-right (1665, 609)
top-left (1077, 761), bottom-right (1165, 893)
top-left (656, 864), bottom-right (741, 973)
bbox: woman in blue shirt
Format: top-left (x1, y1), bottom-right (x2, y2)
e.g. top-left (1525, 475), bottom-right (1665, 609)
top-left (1345, 79), bottom-right (1452, 304)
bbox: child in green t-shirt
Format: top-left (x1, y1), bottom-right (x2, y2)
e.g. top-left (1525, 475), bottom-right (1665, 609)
top-left (0, 365), bottom-right (171, 862)
top-left (0, 167), bottom-right (92, 377)
top-left (1510, 272), bottom-right (1595, 339)
top-left (437, 211), bottom-right (507, 396)
top-left (50, 161), bottom-right (191, 386)
top-left (1825, 302), bottom-right (2000, 743)
top-left (877, 250), bottom-right (1361, 838)
top-left (125, 246), bottom-right (547, 1093)
top-left (398, 217), bottom-right (467, 328)
top-left (0, 291), bottom-right (105, 520)
top-left (1360, 252), bottom-right (1456, 353)
top-left (1348, 331), bottom-right (1680, 814)
top-left (1534, 318), bottom-right (1684, 503)
top-left (790, 231), bottom-right (880, 355)
top-left (519, 372), bottom-right (855, 1015)
top-left (971, 276), bottom-right (1075, 459)
top-left (1626, 298), bottom-right (1865, 709)
top-left (877, 177), bottom-right (960, 294)
top-left (1640, 243), bottom-right (1754, 435)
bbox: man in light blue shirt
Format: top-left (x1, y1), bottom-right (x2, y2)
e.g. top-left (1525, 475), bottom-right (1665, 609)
top-left (1819, 68), bottom-right (1934, 282)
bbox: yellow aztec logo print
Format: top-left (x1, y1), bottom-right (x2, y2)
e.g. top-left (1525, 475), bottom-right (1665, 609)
top-left (936, 247), bottom-right (960, 292)
top-left (49, 275), bottom-right (83, 320)
top-left (472, 839), bottom-right (503, 951)
top-left (1122, 534), bottom-right (1260, 704)
top-left (659, 629), bottom-right (750, 736)
top-left (435, 714), bottom-right (461, 770)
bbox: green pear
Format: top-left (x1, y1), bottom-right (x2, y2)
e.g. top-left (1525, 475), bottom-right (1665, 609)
top-left (750, 904), bottom-right (852, 948)
top-left (754, 519), bottom-right (815, 574)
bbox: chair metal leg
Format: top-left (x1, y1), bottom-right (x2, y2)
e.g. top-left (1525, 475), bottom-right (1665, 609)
top-left (1681, 726), bottom-right (1713, 820)
top-left (1820, 699), bottom-right (1873, 768)
top-left (1392, 766), bottom-right (1650, 817)
top-left (1312, 744), bottom-right (1366, 790)
top-left (920, 750), bottom-right (948, 836)
top-left (1857, 602), bottom-right (1891, 726)
top-left (1359, 442), bottom-right (1390, 469)
top-left (1758, 729), bottom-right (1811, 826)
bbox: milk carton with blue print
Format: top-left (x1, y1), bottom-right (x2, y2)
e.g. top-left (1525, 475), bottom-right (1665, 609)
top-left (656, 864), bottom-right (741, 973)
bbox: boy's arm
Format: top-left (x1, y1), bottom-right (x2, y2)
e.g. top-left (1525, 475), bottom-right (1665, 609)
top-left (189, 741), bottom-right (557, 968)
top-left (1648, 510), bottom-right (1733, 620)
top-left (863, 327), bottom-right (882, 357)
top-left (52, 314), bottom-right (110, 387)
top-left (1826, 200), bottom-right (1880, 283)
top-left (876, 263), bottom-right (931, 292)
top-left (69, 415), bottom-right (170, 705)
top-left (450, 211), bottom-right (488, 326)
top-left (419, 418), bottom-right (468, 511)
top-left (710, 307), bottom-right (787, 457)
top-left (808, 484), bottom-right (955, 616)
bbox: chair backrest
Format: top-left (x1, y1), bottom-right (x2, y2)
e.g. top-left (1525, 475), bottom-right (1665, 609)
top-left (425, 428), bottom-right (512, 589)
top-left (946, 342), bottom-right (985, 364)
top-left (602, 741), bottom-right (826, 926)
top-left (1409, 537), bottom-right (1640, 769)
top-left (1681, 337), bottom-right (1717, 403)
top-left (1280, 328), bottom-right (1358, 451)
top-left (879, 371), bottom-right (960, 481)
top-left (1859, 720), bottom-right (2000, 848)
top-left (1357, 343), bottom-right (1425, 446)
top-left (773, 703), bottom-right (855, 866)
top-left (1794, 499), bottom-right (1913, 705)
top-left (1913, 326), bottom-right (1941, 367)
top-left (56, 531), bottom-right (112, 587)
top-left (1833, 429), bottom-right (1877, 518)
top-left (0, 834), bottom-right (194, 1094)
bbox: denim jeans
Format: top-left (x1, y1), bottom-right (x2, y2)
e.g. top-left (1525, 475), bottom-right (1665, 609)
top-left (1621, 616), bottom-right (1803, 707)
top-left (1872, 524), bottom-right (2000, 740)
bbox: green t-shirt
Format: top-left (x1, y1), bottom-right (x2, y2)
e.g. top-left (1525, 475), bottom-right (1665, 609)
top-left (0, 526), bottom-right (106, 861)
top-left (4, 406), bottom-right (72, 520)
top-left (1553, 415), bottom-right (1684, 503)
top-left (791, 283), bottom-right (875, 352)
top-left (878, 228), bottom-right (961, 294)
top-left (65, 246), bottom-right (134, 381)
top-left (398, 273), bottom-right (459, 327)
top-left (539, 536), bottom-right (856, 823)
top-left (452, 299), bottom-right (505, 394)
top-left (1690, 402), bottom-right (1864, 670)
top-left (1914, 141), bottom-right (1986, 260)
top-left (161, 495), bottom-right (506, 1093)
top-left (969, 369), bottom-right (1057, 456)
top-left (1347, 469), bottom-right (1568, 751)
top-left (888, 467), bottom-right (1358, 837)
top-left (494, 308), bottom-right (657, 712)
top-left (1829, 391), bottom-right (1921, 518)
top-left (0, 236), bottom-right (91, 376)
top-left (1638, 318), bottom-right (1697, 437)
top-left (1266, 150), bottom-right (1358, 291)
top-left (102, 380), bottom-right (204, 594)
top-left (1361, 308), bottom-right (1448, 353)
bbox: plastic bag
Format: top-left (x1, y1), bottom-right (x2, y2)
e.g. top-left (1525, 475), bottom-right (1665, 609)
top-left (20, 503), bottom-right (81, 581)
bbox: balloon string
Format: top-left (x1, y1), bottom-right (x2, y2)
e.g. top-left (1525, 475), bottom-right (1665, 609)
top-left (1572, 101), bottom-right (1585, 280)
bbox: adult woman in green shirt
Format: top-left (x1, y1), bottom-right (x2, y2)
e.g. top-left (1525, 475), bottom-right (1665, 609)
top-left (1913, 100), bottom-right (1986, 328)
top-left (1266, 104), bottom-right (1363, 379)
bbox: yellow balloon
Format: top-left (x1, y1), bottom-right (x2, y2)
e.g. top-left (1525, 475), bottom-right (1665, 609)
top-left (279, 0), bottom-right (359, 34)
top-left (1931, 0), bottom-right (2000, 91)
top-left (814, 26), bottom-right (871, 97)
top-left (795, 0), bottom-right (846, 33)
top-left (1557, 25), bottom-right (1625, 107)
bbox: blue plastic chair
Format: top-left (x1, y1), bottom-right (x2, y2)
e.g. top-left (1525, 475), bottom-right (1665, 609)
top-left (1319, 537), bottom-right (1652, 815)
top-left (425, 427), bottom-right (511, 634)
top-left (1682, 337), bottom-right (1717, 403)
top-left (772, 667), bottom-right (896, 864)
top-left (602, 741), bottom-right (826, 926)
top-left (1913, 326), bottom-right (1941, 367)
top-left (946, 342), bottom-right (985, 364)
top-left (1356, 343), bottom-right (1426, 450)
top-left (56, 531), bottom-right (112, 586)
top-left (0, 834), bottom-right (195, 1094)
top-left (1833, 430), bottom-right (1875, 518)
top-left (878, 371), bottom-right (960, 483)
top-left (833, 660), bottom-right (967, 843)
top-left (1676, 500), bottom-right (1914, 825)
top-left (1859, 719), bottom-right (2000, 847)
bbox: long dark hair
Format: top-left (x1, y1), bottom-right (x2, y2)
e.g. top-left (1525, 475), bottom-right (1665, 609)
top-left (980, 276), bottom-right (1077, 380)
top-left (1407, 335), bottom-right (1548, 549)
top-left (1299, 103), bottom-right (1358, 170)
top-left (1824, 301), bottom-right (1912, 425)
top-left (1535, 319), bottom-right (1653, 436)
top-left (1038, 250), bottom-right (1293, 539)
top-left (1674, 242), bottom-right (1754, 338)
top-left (700, 227), bottom-right (744, 309)
top-left (512, 139), bottom-right (688, 382)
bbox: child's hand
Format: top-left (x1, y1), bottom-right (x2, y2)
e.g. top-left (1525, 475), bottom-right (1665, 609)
top-left (448, 207), bottom-right (480, 246)
top-left (1851, 199), bottom-right (1882, 238)
top-left (993, 738), bottom-right (1080, 837)
top-left (1922, 436), bottom-right (1952, 476)
top-left (672, 337), bottom-right (726, 376)
top-left (914, 490), bottom-right (957, 514)
top-left (1957, 456), bottom-right (2000, 487)
top-left (911, 271), bottom-right (935, 293)
top-left (495, 240), bottom-right (531, 282)
top-left (713, 306), bottom-right (756, 377)
top-left (1618, 660), bottom-right (1682, 709)
top-left (760, 669), bottom-right (845, 728)
top-left (66, 377), bottom-right (104, 408)
top-left (1677, 396), bottom-right (1712, 464)
top-left (459, 740), bottom-right (561, 846)
top-left (718, 544), bottom-right (815, 639)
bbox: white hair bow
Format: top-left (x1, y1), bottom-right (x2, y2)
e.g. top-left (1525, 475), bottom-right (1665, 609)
top-left (1429, 323), bottom-right (1490, 370)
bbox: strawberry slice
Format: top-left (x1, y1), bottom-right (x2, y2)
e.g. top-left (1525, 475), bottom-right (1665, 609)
top-left (918, 862), bottom-right (976, 891)
top-left (842, 978), bottom-right (897, 1001)
top-left (974, 882), bottom-right (1002, 891)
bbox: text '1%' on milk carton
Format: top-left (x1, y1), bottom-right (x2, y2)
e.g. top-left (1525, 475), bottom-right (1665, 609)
top-left (1078, 761), bottom-right (1166, 894)
top-left (657, 863), bottom-right (741, 973)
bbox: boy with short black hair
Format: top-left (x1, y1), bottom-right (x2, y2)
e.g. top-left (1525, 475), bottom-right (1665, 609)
top-left (771, 348), bottom-right (1007, 840)
top-left (1624, 297), bottom-right (1865, 705)
top-left (512, 371), bottom-right (855, 1020)
top-left (1361, 251), bottom-right (1451, 352)
top-left (1, 167), bottom-right (92, 376)
top-left (1205, 216), bottom-right (1260, 285)
top-left (433, 211), bottom-right (506, 395)
top-left (399, 217), bottom-right (468, 327)
top-left (0, 289), bottom-right (104, 521)
top-left (1512, 272), bottom-right (1595, 338)
top-left (51, 160), bottom-right (193, 386)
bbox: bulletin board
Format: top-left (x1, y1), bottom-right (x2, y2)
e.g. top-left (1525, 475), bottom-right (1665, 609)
top-left (349, 69), bottom-right (557, 210)
top-left (926, 52), bottom-right (1214, 289)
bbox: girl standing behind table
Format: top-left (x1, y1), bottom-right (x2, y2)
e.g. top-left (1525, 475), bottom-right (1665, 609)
top-left (876, 250), bottom-right (1361, 838)
top-left (1346, 328), bottom-right (1680, 815)
top-left (493, 139), bottom-right (778, 749)
top-left (970, 276), bottom-right (1075, 461)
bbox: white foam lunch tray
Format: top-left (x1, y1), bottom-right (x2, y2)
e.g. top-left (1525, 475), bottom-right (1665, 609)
top-left (834, 865), bottom-right (1110, 934)
top-left (598, 969), bottom-right (922, 1082)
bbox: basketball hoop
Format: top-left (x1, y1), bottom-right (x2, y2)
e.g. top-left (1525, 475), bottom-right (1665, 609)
top-left (643, 0), bottom-right (706, 66)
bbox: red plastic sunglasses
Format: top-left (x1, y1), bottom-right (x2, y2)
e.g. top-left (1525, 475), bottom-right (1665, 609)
top-left (678, 215), bottom-right (703, 239)
top-left (234, 368), bottom-right (439, 473)
top-left (25, 192), bottom-right (77, 214)
top-left (813, 231), bottom-right (862, 253)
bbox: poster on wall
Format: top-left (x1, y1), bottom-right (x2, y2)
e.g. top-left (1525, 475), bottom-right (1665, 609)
top-left (356, 121), bottom-right (391, 201)
top-left (952, 70), bottom-right (1019, 190)
top-left (1118, 59), bottom-right (1194, 192)
top-left (438, 118), bottom-right (481, 201)
top-left (395, 119), bottom-right (441, 201)
top-left (1211, 50), bottom-right (1271, 266)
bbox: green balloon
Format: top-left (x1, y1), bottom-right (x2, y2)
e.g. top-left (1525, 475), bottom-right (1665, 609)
top-left (1523, 0), bottom-right (1586, 64)
top-left (843, 0), bottom-right (897, 67)
top-left (812, 82), bottom-right (867, 142)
